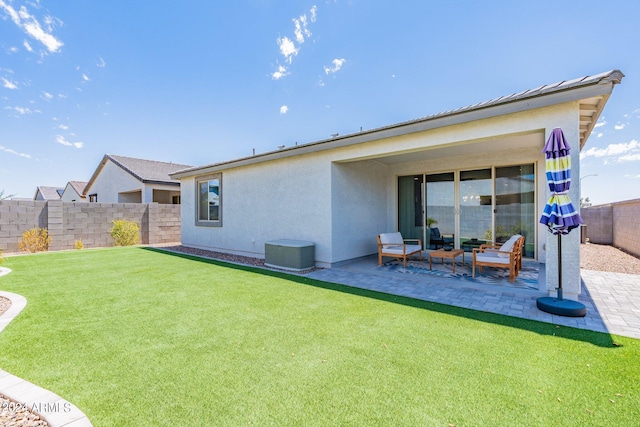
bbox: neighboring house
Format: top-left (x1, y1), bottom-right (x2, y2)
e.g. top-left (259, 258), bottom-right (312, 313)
top-left (84, 154), bottom-right (192, 204)
top-left (60, 181), bottom-right (88, 202)
top-left (171, 70), bottom-right (624, 300)
top-left (34, 186), bottom-right (64, 200)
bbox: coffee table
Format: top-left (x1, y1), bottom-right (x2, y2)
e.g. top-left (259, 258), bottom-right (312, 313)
top-left (429, 249), bottom-right (464, 273)
top-left (461, 239), bottom-right (485, 252)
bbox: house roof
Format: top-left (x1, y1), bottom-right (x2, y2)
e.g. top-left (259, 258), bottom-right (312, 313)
top-left (34, 186), bottom-right (64, 200)
top-left (171, 69), bottom-right (624, 180)
top-left (67, 181), bottom-right (88, 195)
top-left (84, 154), bottom-right (193, 196)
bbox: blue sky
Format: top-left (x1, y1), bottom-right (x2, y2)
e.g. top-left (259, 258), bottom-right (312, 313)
top-left (1, 0), bottom-right (639, 204)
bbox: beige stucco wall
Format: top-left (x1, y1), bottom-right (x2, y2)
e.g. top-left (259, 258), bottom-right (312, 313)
top-left (179, 100), bottom-right (585, 298)
top-left (85, 160), bottom-right (180, 204)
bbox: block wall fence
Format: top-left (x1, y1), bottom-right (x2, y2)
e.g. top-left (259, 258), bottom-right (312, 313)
top-left (0, 200), bottom-right (180, 252)
top-left (581, 198), bottom-right (640, 258)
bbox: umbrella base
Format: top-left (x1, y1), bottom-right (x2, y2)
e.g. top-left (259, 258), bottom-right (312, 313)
top-left (537, 297), bottom-right (586, 317)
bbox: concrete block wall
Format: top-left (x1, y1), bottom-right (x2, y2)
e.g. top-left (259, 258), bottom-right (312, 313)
top-left (61, 201), bottom-right (149, 250)
top-left (0, 200), bottom-right (181, 252)
top-left (0, 201), bottom-right (48, 252)
top-left (612, 199), bottom-right (640, 258)
top-left (580, 205), bottom-right (613, 245)
top-left (582, 198), bottom-right (640, 258)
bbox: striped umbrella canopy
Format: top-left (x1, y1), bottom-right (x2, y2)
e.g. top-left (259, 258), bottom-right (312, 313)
top-left (539, 128), bottom-right (583, 235)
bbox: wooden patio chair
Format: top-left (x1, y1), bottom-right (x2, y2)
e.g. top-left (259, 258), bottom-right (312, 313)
top-left (377, 232), bottom-right (423, 268)
top-left (471, 234), bottom-right (524, 282)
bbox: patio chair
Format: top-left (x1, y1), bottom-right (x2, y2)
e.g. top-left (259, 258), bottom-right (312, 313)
top-left (471, 234), bottom-right (524, 282)
top-left (377, 232), bottom-right (423, 268)
top-left (429, 228), bottom-right (454, 249)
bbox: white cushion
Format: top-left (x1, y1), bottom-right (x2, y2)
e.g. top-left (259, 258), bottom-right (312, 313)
top-left (497, 234), bottom-right (521, 258)
top-left (476, 254), bottom-right (510, 264)
top-left (383, 245), bottom-right (422, 255)
top-left (380, 232), bottom-right (404, 250)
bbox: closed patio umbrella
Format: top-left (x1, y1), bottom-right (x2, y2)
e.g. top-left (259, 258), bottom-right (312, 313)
top-left (537, 128), bottom-right (586, 317)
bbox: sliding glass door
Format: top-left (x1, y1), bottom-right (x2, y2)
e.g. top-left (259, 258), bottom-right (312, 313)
top-left (459, 169), bottom-right (492, 244)
top-left (398, 163), bottom-right (536, 257)
top-left (397, 175), bottom-right (423, 243)
top-left (495, 165), bottom-right (535, 257)
top-left (425, 173), bottom-right (455, 249)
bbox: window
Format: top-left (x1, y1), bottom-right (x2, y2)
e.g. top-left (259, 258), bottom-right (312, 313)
top-left (196, 175), bottom-right (221, 226)
top-left (89, 194), bottom-right (98, 202)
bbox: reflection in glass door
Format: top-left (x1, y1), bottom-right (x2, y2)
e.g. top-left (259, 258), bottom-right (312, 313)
top-left (425, 173), bottom-right (455, 249)
top-left (397, 175), bottom-right (423, 245)
top-left (495, 164), bottom-right (535, 257)
top-left (459, 169), bottom-right (492, 245)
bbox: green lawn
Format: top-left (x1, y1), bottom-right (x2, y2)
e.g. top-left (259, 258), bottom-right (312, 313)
top-left (0, 247), bottom-right (638, 426)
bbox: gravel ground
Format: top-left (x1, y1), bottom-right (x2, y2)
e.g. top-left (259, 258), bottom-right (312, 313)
top-left (0, 242), bottom-right (638, 427)
top-left (580, 242), bottom-right (640, 275)
top-left (0, 296), bottom-right (9, 317)
top-left (0, 395), bottom-right (48, 427)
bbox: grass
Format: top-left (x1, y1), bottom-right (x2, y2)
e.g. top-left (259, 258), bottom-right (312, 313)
top-left (0, 247), bottom-right (638, 426)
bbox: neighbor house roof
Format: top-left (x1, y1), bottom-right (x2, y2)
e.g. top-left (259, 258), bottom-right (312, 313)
top-left (34, 186), bottom-right (64, 200)
top-left (171, 69), bottom-right (624, 179)
top-left (68, 181), bottom-right (88, 195)
top-left (84, 154), bottom-right (193, 196)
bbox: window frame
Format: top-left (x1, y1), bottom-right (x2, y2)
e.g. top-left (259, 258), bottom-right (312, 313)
top-left (195, 174), bottom-right (222, 227)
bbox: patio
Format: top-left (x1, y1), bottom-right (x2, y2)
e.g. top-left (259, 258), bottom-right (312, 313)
top-left (306, 253), bottom-right (640, 339)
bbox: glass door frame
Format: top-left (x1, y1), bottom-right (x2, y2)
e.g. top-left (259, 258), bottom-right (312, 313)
top-left (398, 163), bottom-right (537, 259)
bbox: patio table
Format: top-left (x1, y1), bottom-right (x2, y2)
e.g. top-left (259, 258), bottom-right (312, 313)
top-left (461, 239), bottom-right (485, 252)
top-left (429, 249), bottom-right (464, 273)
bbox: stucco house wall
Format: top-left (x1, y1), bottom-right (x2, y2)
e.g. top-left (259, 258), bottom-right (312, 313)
top-left (60, 182), bottom-right (86, 202)
top-left (174, 70), bottom-right (623, 302)
top-left (85, 160), bottom-right (181, 204)
top-left (86, 160), bottom-right (142, 203)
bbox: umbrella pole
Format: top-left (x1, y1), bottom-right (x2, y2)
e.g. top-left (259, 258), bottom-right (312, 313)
top-left (557, 233), bottom-right (563, 300)
top-left (536, 228), bottom-right (586, 317)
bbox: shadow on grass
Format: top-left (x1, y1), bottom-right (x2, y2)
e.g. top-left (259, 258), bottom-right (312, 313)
top-left (143, 247), bottom-right (618, 348)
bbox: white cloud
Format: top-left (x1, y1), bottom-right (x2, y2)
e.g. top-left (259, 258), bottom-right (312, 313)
top-left (42, 91), bottom-right (53, 100)
top-left (56, 135), bottom-right (83, 148)
top-left (57, 124), bottom-right (69, 130)
top-left (0, 145), bottom-right (32, 158)
top-left (614, 123), bottom-right (626, 130)
top-left (5, 105), bottom-right (34, 114)
top-left (580, 139), bottom-right (640, 160)
top-left (324, 58), bottom-right (346, 75)
top-left (8, 46), bottom-right (18, 53)
top-left (277, 36), bottom-right (298, 63)
top-left (293, 14), bottom-right (311, 44)
top-left (82, 73), bottom-right (90, 82)
top-left (23, 40), bottom-right (33, 52)
top-left (597, 132), bottom-right (603, 138)
top-left (594, 119), bottom-right (606, 128)
top-left (618, 153), bottom-right (640, 162)
top-left (272, 65), bottom-right (289, 80)
top-left (310, 5), bottom-right (317, 22)
top-left (97, 57), bottom-right (106, 68)
top-left (280, 105), bottom-right (288, 114)
top-left (0, 1), bottom-right (64, 53)
top-left (2, 78), bottom-right (18, 90)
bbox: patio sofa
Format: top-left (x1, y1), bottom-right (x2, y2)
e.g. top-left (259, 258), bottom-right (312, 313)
top-left (377, 232), bottom-right (423, 268)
